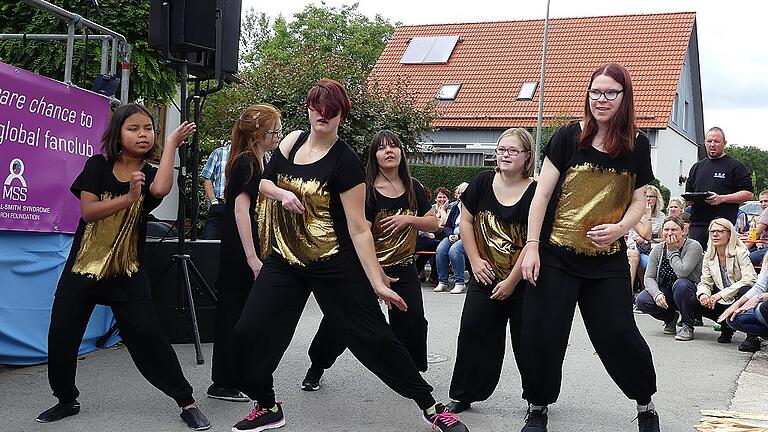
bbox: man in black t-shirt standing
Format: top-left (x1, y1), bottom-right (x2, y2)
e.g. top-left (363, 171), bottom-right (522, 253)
top-left (686, 127), bottom-right (753, 249)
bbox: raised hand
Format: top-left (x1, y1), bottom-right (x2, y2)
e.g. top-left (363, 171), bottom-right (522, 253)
top-left (128, 171), bottom-right (145, 202)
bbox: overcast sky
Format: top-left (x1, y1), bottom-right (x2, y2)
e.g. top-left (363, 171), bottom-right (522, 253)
top-left (241, 0), bottom-right (767, 149)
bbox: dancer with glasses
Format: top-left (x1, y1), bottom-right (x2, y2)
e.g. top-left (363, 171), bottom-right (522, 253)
top-left (519, 63), bottom-right (660, 432)
top-left (206, 104), bottom-right (282, 402)
top-left (441, 128), bottom-right (536, 414)
top-left (230, 79), bottom-right (469, 432)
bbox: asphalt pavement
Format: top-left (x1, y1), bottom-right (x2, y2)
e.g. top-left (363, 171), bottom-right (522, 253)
top-left (1, 284), bottom-right (762, 432)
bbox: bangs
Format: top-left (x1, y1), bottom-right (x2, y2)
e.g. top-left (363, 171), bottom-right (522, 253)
top-left (306, 78), bottom-right (351, 120)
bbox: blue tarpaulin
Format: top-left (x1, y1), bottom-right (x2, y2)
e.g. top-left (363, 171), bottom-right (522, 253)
top-left (0, 231), bottom-right (120, 365)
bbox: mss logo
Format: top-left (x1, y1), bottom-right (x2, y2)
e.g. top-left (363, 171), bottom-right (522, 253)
top-left (3, 158), bottom-right (28, 202)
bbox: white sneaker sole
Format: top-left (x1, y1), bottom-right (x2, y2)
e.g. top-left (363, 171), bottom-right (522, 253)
top-left (231, 418), bottom-right (286, 432)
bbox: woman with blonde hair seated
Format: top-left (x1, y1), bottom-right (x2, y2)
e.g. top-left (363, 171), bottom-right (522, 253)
top-left (627, 185), bottom-right (665, 291)
top-left (676, 218), bottom-right (757, 342)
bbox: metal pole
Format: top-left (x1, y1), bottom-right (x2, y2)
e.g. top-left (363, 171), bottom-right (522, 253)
top-left (64, 20), bottom-right (75, 83)
top-left (535, 0), bottom-right (551, 176)
top-left (120, 43), bottom-right (130, 104)
top-left (110, 36), bottom-right (118, 75)
top-left (100, 38), bottom-right (109, 74)
top-left (0, 33), bottom-right (112, 40)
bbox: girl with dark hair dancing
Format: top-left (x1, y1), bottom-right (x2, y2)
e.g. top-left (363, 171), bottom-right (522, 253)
top-left (37, 104), bottom-right (209, 430)
top-left (301, 129), bottom-right (437, 390)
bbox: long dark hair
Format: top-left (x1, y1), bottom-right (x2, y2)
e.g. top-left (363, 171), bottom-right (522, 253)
top-left (578, 63), bottom-right (638, 158)
top-left (224, 103), bottom-right (281, 198)
top-left (100, 103), bottom-right (158, 163)
top-left (365, 130), bottom-right (417, 211)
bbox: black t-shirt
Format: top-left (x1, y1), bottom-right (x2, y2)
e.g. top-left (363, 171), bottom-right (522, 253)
top-left (365, 180), bottom-right (431, 268)
top-left (686, 155), bottom-right (752, 226)
top-left (257, 132), bottom-right (365, 273)
top-left (220, 153), bottom-right (261, 263)
top-left (56, 155), bottom-right (162, 300)
top-left (461, 170), bottom-right (536, 281)
top-left (542, 122), bottom-right (654, 278)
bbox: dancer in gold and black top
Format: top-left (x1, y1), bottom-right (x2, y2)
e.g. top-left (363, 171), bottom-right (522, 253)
top-left (303, 130), bottom-right (437, 389)
top-left (231, 79), bottom-right (469, 432)
top-left (519, 63), bottom-right (659, 432)
top-left (443, 128), bottom-right (536, 415)
top-left (207, 104), bottom-right (282, 402)
top-left (37, 104), bottom-right (209, 430)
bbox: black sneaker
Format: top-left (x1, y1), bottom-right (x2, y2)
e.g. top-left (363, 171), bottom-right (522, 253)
top-left (180, 406), bottom-right (211, 431)
top-left (521, 406), bottom-right (548, 431)
top-left (36, 400), bottom-right (81, 423)
top-left (739, 335), bottom-right (762, 352)
top-left (422, 403), bottom-right (469, 432)
top-left (717, 327), bottom-right (734, 343)
top-left (301, 367), bottom-right (322, 391)
top-left (692, 317), bottom-right (704, 327)
top-left (207, 384), bottom-right (250, 402)
top-left (663, 312), bottom-right (679, 335)
top-left (232, 402), bottom-right (285, 432)
top-left (446, 400), bottom-right (471, 414)
top-left (636, 410), bottom-right (660, 432)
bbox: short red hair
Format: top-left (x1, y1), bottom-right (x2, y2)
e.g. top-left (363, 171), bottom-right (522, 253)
top-left (306, 78), bottom-right (352, 121)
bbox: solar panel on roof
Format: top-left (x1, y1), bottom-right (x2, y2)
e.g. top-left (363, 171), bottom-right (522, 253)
top-left (424, 36), bottom-right (460, 63)
top-left (400, 36), bottom-right (459, 64)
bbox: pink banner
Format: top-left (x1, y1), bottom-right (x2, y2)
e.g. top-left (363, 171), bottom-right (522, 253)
top-left (0, 62), bottom-right (110, 234)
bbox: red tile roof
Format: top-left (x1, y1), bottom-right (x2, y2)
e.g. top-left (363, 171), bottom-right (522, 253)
top-left (370, 12), bottom-right (696, 129)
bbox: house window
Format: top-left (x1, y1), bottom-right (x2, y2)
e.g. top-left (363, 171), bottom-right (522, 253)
top-left (400, 36), bottom-right (460, 64)
top-left (437, 84), bottom-right (462, 101)
top-left (683, 101), bottom-right (690, 131)
top-left (672, 92), bottom-right (679, 125)
top-left (517, 81), bottom-right (538, 101)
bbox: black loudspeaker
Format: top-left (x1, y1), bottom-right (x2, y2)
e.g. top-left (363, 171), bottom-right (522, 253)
top-left (144, 239), bottom-right (220, 343)
top-left (148, 0), bottom-right (242, 77)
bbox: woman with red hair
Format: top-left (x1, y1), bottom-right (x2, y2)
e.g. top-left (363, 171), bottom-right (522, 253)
top-left (230, 79), bottom-right (469, 432)
top-left (519, 64), bottom-right (660, 432)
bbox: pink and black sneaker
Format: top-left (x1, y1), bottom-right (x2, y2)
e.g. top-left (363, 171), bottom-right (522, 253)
top-left (231, 402), bottom-right (285, 432)
top-left (422, 403), bottom-right (469, 432)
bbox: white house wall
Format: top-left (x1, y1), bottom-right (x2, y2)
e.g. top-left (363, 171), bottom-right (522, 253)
top-left (653, 127), bottom-right (699, 197)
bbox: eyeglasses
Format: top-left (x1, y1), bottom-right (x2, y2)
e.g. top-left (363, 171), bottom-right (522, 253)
top-left (266, 128), bottom-right (283, 138)
top-left (495, 147), bottom-right (528, 156)
top-left (645, 195), bottom-right (657, 199)
top-left (587, 89), bottom-right (624, 101)
top-left (709, 229), bottom-right (729, 236)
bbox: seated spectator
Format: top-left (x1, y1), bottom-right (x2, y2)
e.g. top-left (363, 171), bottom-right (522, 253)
top-left (627, 185), bottom-right (666, 291)
top-left (720, 254), bottom-right (768, 353)
top-left (667, 196), bottom-right (685, 218)
top-left (635, 216), bottom-right (703, 335)
top-left (746, 190), bottom-right (768, 265)
top-left (675, 218), bottom-right (757, 342)
top-left (434, 182), bottom-right (469, 294)
top-left (415, 187), bottom-right (451, 284)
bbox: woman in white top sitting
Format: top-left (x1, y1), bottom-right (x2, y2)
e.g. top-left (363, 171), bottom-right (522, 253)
top-left (676, 218), bottom-right (756, 342)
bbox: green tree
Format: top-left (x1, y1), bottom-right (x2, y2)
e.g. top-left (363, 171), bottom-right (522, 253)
top-left (201, 4), bottom-right (436, 157)
top-left (728, 145), bottom-right (768, 198)
top-left (0, 0), bottom-right (177, 105)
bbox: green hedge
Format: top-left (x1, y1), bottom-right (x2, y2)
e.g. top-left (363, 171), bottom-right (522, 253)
top-left (410, 164), bottom-right (490, 193)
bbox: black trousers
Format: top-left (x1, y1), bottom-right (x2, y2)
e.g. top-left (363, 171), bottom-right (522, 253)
top-left (688, 224), bottom-right (709, 252)
top-left (211, 273), bottom-right (253, 388)
top-left (449, 278), bottom-right (524, 404)
top-left (308, 264), bottom-right (429, 372)
top-left (47, 292), bottom-right (194, 407)
top-left (520, 265), bottom-right (657, 406)
top-left (233, 256), bottom-right (436, 409)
